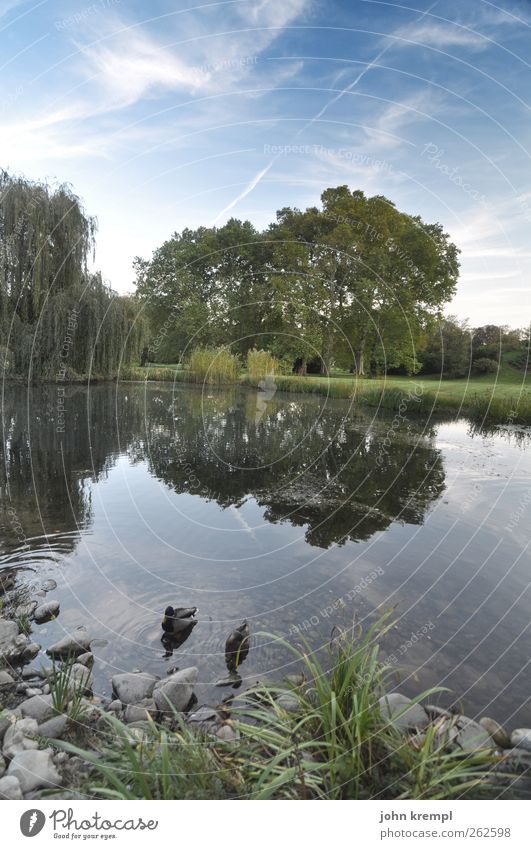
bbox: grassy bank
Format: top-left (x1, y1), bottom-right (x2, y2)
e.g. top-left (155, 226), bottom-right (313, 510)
top-left (49, 619), bottom-right (511, 801)
top-left (118, 361), bottom-right (531, 426)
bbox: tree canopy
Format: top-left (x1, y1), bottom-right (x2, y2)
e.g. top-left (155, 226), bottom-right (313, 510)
top-left (0, 170), bottom-right (146, 378)
top-left (135, 186), bottom-right (460, 374)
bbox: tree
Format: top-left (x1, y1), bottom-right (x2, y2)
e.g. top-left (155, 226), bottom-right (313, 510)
top-left (420, 316), bottom-right (472, 378)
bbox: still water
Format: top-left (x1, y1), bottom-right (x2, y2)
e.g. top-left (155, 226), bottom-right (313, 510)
top-left (1, 382), bottom-right (529, 724)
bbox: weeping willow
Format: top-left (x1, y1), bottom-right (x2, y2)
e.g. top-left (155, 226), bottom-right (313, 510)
top-left (0, 170), bottom-right (146, 378)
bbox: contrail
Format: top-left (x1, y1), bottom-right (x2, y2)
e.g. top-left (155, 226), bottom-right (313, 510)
top-left (211, 161), bottom-right (273, 224)
top-left (210, 1), bottom-right (439, 221)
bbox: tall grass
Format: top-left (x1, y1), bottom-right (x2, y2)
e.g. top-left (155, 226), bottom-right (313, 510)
top-left (187, 347), bottom-right (240, 385)
top-left (246, 349), bottom-right (279, 385)
top-left (49, 619), bottom-right (504, 800)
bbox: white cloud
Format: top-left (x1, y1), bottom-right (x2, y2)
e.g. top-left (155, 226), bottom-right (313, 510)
top-left (393, 22), bottom-right (488, 50)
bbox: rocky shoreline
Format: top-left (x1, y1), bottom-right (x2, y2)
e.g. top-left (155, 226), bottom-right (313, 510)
top-left (1, 574), bottom-right (530, 800)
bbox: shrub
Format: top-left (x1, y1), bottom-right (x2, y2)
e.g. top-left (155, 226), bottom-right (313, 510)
top-left (187, 347), bottom-right (240, 384)
top-left (246, 349), bottom-right (279, 385)
top-left (472, 357), bottom-right (498, 375)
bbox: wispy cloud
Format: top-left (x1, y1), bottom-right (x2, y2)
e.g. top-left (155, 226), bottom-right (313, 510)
top-left (393, 21), bottom-right (488, 50)
top-left (211, 162), bottom-right (273, 224)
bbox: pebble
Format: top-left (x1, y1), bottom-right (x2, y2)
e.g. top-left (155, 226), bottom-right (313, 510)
top-left (34, 600), bottom-right (60, 623)
top-left (510, 728), bottom-right (531, 752)
top-left (111, 672), bottom-right (159, 705)
top-left (479, 717), bottom-right (511, 749)
top-left (41, 579), bottom-right (58, 592)
top-left (47, 626), bottom-right (92, 658)
top-left (2, 717), bottom-right (39, 759)
top-left (19, 694), bottom-right (55, 724)
top-left (25, 688), bottom-right (43, 698)
top-left (7, 748), bottom-right (61, 794)
top-left (38, 714), bottom-right (69, 740)
top-left (124, 701), bottom-right (156, 724)
top-left (379, 692), bottom-right (430, 732)
top-left (153, 667), bottom-right (197, 713)
top-left (0, 670), bottom-right (15, 686)
top-left (0, 775), bottom-right (23, 799)
top-left (77, 652), bottom-right (94, 668)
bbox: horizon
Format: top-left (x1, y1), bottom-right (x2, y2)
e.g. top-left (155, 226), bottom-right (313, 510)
top-left (1, 0), bottom-right (530, 326)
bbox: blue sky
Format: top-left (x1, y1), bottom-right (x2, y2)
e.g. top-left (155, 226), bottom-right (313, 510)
top-left (1, 0), bottom-right (530, 326)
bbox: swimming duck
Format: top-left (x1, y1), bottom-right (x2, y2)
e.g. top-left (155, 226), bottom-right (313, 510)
top-left (161, 605), bottom-right (198, 634)
top-left (225, 620), bottom-right (250, 673)
top-left (0, 570), bottom-right (16, 595)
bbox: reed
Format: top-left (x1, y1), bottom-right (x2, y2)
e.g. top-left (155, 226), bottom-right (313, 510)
top-left (186, 347), bottom-right (240, 385)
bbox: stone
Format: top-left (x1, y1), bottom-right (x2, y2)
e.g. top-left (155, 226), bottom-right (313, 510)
top-left (123, 700), bottom-right (156, 724)
top-left (215, 723), bottom-right (238, 744)
top-left (111, 672), bottom-right (159, 705)
top-left (15, 601), bottom-right (37, 618)
top-left (22, 642), bottom-right (41, 661)
top-left (0, 671), bottom-right (14, 686)
top-left (0, 618), bottom-right (25, 662)
top-left (41, 579), bottom-right (57, 592)
top-left (497, 747), bottom-right (531, 773)
top-left (511, 728), bottom-right (531, 752)
top-left (68, 664), bottom-right (93, 696)
top-left (38, 714), bottom-right (68, 740)
top-left (76, 652), bottom-right (94, 668)
top-left (0, 775), bottom-right (22, 799)
top-left (7, 748), bottom-right (61, 794)
top-left (379, 693), bottom-right (430, 732)
top-left (479, 717), bottom-right (511, 749)
top-left (47, 626), bottom-right (92, 657)
top-left (21, 667), bottom-right (45, 680)
top-left (107, 700), bottom-right (122, 713)
top-left (76, 699), bottom-right (100, 724)
top-left (448, 716), bottom-right (493, 752)
top-left (188, 706), bottom-right (219, 725)
top-left (34, 600), bottom-right (60, 623)
top-left (2, 717), bottom-right (39, 759)
top-left (284, 673), bottom-right (305, 687)
top-left (0, 711), bottom-right (17, 742)
top-left (18, 694), bottom-right (55, 724)
top-left (153, 667), bottom-right (197, 713)
top-left (276, 693), bottom-right (300, 713)
top-left (25, 688), bottom-right (42, 698)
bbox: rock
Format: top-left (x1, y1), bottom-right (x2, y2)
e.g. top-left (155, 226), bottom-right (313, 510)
top-left (0, 671), bottom-right (14, 686)
top-left (0, 775), bottom-right (22, 799)
top-left (67, 664), bottom-right (93, 696)
top-left (2, 717), bottom-right (39, 759)
top-left (107, 700), bottom-right (122, 713)
top-left (76, 699), bottom-right (100, 724)
top-left (511, 729), bottom-right (531, 752)
top-left (0, 711), bottom-right (17, 742)
top-left (497, 747), bottom-right (531, 773)
top-left (480, 717), bottom-right (511, 749)
top-left (0, 618), bottom-right (26, 662)
top-left (7, 748), bottom-right (61, 794)
top-left (448, 716), bottom-right (493, 752)
top-left (276, 693), bottom-right (300, 713)
top-left (21, 667), bottom-right (45, 680)
top-left (22, 642), bottom-right (41, 661)
top-left (284, 673), bottom-right (305, 687)
top-left (124, 701), bottom-right (156, 724)
top-left (18, 694), bottom-right (55, 724)
top-left (76, 652), bottom-right (94, 668)
top-left (41, 579), bottom-right (57, 592)
top-left (215, 723), bottom-right (238, 744)
top-left (0, 754), bottom-right (5, 777)
top-left (42, 684), bottom-right (51, 695)
top-left (25, 688), bottom-right (42, 698)
top-left (47, 626), bottom-right (92, 658)
top-left (34, 600), bottom-right (60, 623)
top-left (153, 667), bottom-right (197, 713)
top-left (111, 672), bottom-right (159, 705)
top-left (14, 601), bottom-right (37, 618)
top-left (188, 706), bottom-right (219, 724)
top-left (379, 693), bottom-right (430, 732)
top-left (38, 714), bottom-right (68, 740)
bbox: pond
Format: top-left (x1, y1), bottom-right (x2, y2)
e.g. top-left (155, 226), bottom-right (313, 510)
top-left (1, 382), bottom-right (529, 725)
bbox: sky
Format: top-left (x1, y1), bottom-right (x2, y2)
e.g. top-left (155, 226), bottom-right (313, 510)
top-left (1, 0), bottom-right (530, 326)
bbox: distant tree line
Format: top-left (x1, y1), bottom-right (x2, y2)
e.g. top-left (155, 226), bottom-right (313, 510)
top-left (134, 186), bottom-right (460, 375)
top-left (0, 170), bottom-right (146, 378)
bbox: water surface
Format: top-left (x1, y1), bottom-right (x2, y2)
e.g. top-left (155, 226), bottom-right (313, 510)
top-left (1, 382), bottom-right (529, 725)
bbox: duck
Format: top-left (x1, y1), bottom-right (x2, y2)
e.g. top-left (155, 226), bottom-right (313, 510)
top-left (161, 605), bottom-right (198, 635)
top-left (225, 620), bottom-right (250, 673)
top-left (0, 570), bottom-right (16, 595)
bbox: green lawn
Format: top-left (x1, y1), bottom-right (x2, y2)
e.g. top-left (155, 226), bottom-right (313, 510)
top-left (121, 351), bottom-right (531, 424)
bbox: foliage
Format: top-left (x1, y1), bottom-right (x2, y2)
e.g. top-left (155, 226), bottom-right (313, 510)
top-left (0, 170), bottom-right (147, 378)
top-left (186, 347), bottom-right (240, 384)
top-left (246, 348), bottom-right (280, 384)
top-left (420, 316), bottom-right (472, 378)
top-left (472, 357), bottom-right (498, 375)
top-left (51, 620), bottom-right (501, 800)
top-left (45, 655), bottom-right (90, 721)
top-left (135, 187), bottom-right (460, 374)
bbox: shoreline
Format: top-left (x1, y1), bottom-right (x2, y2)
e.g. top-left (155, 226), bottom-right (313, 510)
top-left (1, 575), bottom-right (530, 800)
